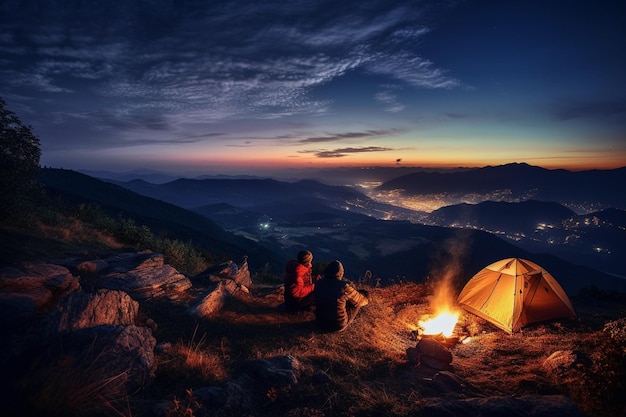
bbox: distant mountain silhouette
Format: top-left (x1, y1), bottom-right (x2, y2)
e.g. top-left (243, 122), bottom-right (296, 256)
top-left (110, 176), bottom-right (417, 220)
top-left (41, 168), bottom-right (626, 294)
top-left (110, 177), bottom-right (365, 209)
top-left (377, 163), bottom-right (626, 209)
top-left (583, 208), bottom-right (626, 228)
top-left (425, 199), bottom-right (626, 278)
top-left (427, 200), bottom-right (576, 234)
top-left (38, 168), bottom-right (283, 269)
top-left (108, 172), bottom-right (625, 293)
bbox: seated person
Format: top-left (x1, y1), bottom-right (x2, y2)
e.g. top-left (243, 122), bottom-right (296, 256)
top-left (283, 250), bottom-right (319, 312)
top-left (314, 260), bottom-right (369, 332)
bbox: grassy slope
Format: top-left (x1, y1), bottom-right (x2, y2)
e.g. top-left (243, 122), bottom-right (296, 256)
top-left (3, 208), bottom-right (625, 417)
top-left (4, 171), bottom-right (626, 417)
top-left (38, 168), bottom-right (284, 270)
top-left (141, 280), bottom-right (626, 417)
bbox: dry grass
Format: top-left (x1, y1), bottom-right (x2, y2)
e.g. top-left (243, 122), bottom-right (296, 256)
top-left (16, 352), bottom-right (133, 417)
top-left (137, 281), bottom-right (625, 417)
top-left (4, 212), bottom-right (624, 417)
top-left (0, 214), bottom-right (124, 266)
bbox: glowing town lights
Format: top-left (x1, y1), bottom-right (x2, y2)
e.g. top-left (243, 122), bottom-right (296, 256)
top-left (418, 311), bottom-right (459, 337)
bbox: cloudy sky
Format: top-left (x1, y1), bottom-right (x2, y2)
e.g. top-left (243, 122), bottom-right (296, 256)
top-left (1, 0), bottom-right (625, 175)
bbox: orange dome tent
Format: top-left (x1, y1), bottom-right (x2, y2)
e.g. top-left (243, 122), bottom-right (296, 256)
top-left (457, 258), bottom-right (577, 333)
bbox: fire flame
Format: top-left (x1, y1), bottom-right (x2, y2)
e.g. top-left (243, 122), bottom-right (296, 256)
top-left (419, 310), bottom-right (459, 337)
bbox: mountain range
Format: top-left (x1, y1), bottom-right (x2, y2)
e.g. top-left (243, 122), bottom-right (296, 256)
top-left (376, 162), bottom-right (626, 211)
top-left (38, 164), bottom-right (626, 295)
top-left (425, 200), bottom-right (626, 278)
top-left (38, 168), bottom-right (284, 269)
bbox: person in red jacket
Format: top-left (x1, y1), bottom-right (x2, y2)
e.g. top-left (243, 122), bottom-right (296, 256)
top-left (283, 250), bottom-right (320, 312)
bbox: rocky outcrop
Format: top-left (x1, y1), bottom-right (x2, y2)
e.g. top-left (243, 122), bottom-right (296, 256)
top-left (0, 251), bottom-right (597, 417)
top-left (94, 252), bottom-right (192, 300)
top-left (44, 288), bottom-right (139, 334)
top-left (188, 279), bottom-right (239, 318)
top-left (188, 257), bottom-right (253, 318)
top-left (0, 262), bottom-right (82, 361)
top-left (0, 251), bottom-right (211, 416)
top-left (0, 262), bottom-right (80, 314)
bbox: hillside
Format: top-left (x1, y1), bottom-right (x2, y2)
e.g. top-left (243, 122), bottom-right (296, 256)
top-left (36, 168), bottom-right (626, 295)
top-left (108, 177), bottom-right (369, 210)
top-left (424, 200), bottom-right (626, 278)
top-left (427, 200), bottom-right (576, 232)
top-left (38, 168), bottom-right (284, 270)
top-left (2, 249), bottom-right (625, 417)
top-left (2, 167), bottom-right (626, 417)
top-left (377, 163), bottom-right (626, 210)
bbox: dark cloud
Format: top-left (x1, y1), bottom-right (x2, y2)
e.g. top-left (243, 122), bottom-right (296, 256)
top-left (0, 1), bottom-right (459, 126)
top-left (299, 129), bottom-right (400, 144)
top-left (305, 146), bottom-right (394, 158)
top-left (1, 0), bottom-right (624, 171)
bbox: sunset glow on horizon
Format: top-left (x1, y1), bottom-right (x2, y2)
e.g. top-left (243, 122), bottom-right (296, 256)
top-left (1, 1), bottom-right (624, 176)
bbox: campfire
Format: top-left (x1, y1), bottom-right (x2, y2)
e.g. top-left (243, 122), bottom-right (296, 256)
top-left (415, 308), bottom-right (470, 348)
top-left (413, 264), bottom-right (470, 347)
top-left (419, 310), bottom-right (459, 338)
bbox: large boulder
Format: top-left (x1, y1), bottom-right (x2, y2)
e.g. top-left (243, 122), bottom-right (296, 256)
top-left (0, 262), bottom-right (81, 351)
top-left (45, 289), bottom-right (139, 334)
top-left (0, 263), bottom-right (80, 313)
top-left (59, 324), bottom-right (157, 394)
top-left (188, 280), bottom-right (239, 318)
top-left (195, 258), bottom-right (252, 288)
top-left (96, 252), bottom-right (192, 300)
top-left (407, 337), bottom-right (453, 372)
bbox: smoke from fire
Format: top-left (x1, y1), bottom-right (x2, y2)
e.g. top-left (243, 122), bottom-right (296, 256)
top-left (428, 231), bottom-right (471, 312)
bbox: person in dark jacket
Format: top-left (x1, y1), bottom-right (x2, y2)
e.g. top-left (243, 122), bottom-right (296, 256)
top-left (314, 260), bottom-right (369, 332)
top-left (283, 250), bottom-right (320, 312)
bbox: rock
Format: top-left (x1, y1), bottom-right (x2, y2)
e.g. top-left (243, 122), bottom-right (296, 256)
top-left (188, 280), bottom-right (239, 318)
top-left (104, 251), bottom-right (165, 272)
top-left (0, 263), bottom-right (80, 311)
top-left (428, 370), bottom-right (485, 397)
top-left (76, 259), bottom-right (109, 274)
top-left (407, 337), bottom-right (453, 371)
top-left (97, 261), bottom-right (192, 300)
top-left (195, 258), bottom-right (252, 288)
top-left (419, 394), bottom-right (587, 417)
top-left (60, 324), bottom-right (156, 393)
top-left (45, 289), bottom-right (138, 334)
top-left (543, 350), bottom-right (591, 376)
top-left (248, 354), bottom-right (303, 387)
top-left (194, 378), bottom-right (252, 411)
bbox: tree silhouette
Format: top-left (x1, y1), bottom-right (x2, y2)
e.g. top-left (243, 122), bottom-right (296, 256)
top-left (0, 97), bottom-right (42, 218)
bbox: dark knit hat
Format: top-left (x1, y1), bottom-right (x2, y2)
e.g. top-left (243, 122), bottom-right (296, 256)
top-left (324, 260), bottom-right (344, 279)
top-left (297, 250), bottom-right (313, 266)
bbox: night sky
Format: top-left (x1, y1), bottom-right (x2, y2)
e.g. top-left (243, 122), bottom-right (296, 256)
top-left (1, 0), bottom-right (625, 176)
